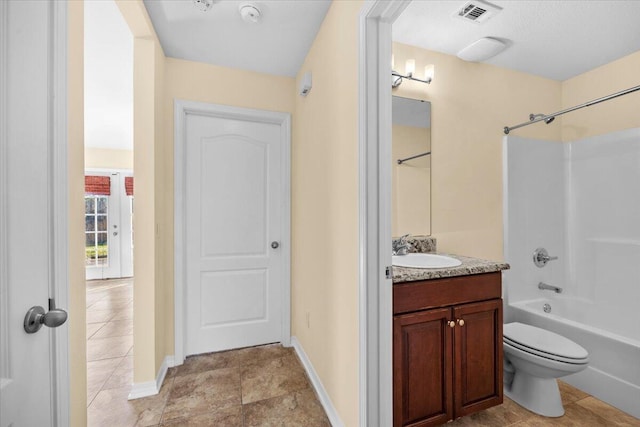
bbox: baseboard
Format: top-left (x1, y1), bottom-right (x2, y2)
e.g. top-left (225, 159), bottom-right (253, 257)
top-left (290, 336), bottom-right (344, 427)
top-left (128, 355), bottom-right (175, 400)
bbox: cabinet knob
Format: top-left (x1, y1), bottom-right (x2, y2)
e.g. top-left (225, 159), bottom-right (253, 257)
top-left (457, 319), bottom-right (465, 326)
top-left (448, 321), bottom-right (455, 328)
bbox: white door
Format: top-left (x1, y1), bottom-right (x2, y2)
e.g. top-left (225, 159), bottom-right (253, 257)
top-left (85, 171), bottom-right (134, 280)
top-left (183, 106), bottom-right (290, 355)
top-left (1, 1), bottom-right (68, 426)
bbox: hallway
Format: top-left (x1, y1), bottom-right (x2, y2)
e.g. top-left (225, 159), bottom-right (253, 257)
top-left (85, 279), bottom-right (330, 426)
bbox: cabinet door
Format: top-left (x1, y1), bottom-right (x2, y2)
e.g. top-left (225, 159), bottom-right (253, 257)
top-left (394, 308), bottom-right (453, 427)
top-left (452, 299), bottom-right (503, 418)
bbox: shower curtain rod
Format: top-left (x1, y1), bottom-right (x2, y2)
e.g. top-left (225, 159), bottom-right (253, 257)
top-left (503, 84), bottom-right (640, 135)
top-left (397, 151), bottom-right (431, 164)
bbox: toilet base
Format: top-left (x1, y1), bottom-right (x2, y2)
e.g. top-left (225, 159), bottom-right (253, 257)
top-left (504, 370), bottom-right (564, 417)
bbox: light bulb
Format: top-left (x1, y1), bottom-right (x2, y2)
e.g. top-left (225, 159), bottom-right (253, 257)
top-left (424, 64), bottom-right (434, 82)
top-left (405, 59), bottom-right (415, 76)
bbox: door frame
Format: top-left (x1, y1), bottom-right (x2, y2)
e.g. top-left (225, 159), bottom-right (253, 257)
top-left (358, 1), bottom-right (410, 426)
top-left (173, 99), bottom-right (291, 364)
top-left (0, 0), bottom-right (70, 425)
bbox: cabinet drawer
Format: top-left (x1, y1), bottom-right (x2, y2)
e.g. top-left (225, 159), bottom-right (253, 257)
top-left (393, 272), bottom-right (501, 315)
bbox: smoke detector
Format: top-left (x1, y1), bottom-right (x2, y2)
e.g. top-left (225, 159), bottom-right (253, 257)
top-left (193, 0), bottom-right (213, 12)
top-left (239, 3), bottom-right (261, 23)
top-left (453, 0), bottom-right (502, 24)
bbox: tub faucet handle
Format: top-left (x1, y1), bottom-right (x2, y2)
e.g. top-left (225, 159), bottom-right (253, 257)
top-left (533, 247), bottom-right (558, 268)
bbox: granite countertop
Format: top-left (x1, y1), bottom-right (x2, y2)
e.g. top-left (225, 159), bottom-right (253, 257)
top-left (392, 253), bottom-right (510, 284)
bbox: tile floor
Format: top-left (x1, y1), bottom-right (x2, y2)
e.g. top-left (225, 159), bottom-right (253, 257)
top-left (449, 381), bottom-right (640, 426)
top-left (86, 278), bottom-right (134, 410)
top-left (86, 278), bottom-right (330, 426)
top-left (86, 279), bottom-right (639, 426)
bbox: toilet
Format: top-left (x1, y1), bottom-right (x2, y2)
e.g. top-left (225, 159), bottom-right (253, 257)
top-left (503, 322), bottom-right (589, 417)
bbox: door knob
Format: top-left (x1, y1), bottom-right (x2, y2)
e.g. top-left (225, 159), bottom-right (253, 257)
top-left (24, 300), bottom-right (68, 334)
top-left (271, 241), bottom-right (279, 249)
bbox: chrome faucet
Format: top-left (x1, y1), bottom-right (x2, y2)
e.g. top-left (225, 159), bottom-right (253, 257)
top-left (533, 247), bottom-right (558, 268)
top-left (392, 234), bottom-right (411, 256)
top-left (538, 282), bottom-right (562, 293)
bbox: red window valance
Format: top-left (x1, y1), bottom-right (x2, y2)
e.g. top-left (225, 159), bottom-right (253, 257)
top-left (125, 176), bottom-right (134, 196)
top-left (85, 176), bottom-right (110, 195)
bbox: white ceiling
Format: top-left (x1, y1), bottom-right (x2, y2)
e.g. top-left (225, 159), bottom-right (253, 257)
top-left (85, 0), bottom-right (133, 150)
top-left (393, 0), bottom-right (640, 81)
top-left (143, 0), bottom-right (332, 77)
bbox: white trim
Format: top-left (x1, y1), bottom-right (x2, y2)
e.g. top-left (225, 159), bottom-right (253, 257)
top-left (51, 1), bottom-right (70, 425)
top-left (358, 2), bottom-right (410, 426)
top-left (174, 99), bottom-right (292, 362)
top-left (128, 355), bottom-right (175, 400)
top-left (174, 101), bottom-right (186, 364)
top-left (85, 167), bottom-right (133, 174)
top-left (291, 337), bottom-right (343, 427)
top-left (0, 0), bottom-right (10, 387)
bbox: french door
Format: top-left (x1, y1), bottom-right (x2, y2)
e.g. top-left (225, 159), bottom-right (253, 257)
top-left (85, 171), bottom-right (133, 280)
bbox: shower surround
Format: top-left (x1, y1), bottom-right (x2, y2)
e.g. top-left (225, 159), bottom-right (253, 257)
top-left (503, 127), bottom-right (640, 418)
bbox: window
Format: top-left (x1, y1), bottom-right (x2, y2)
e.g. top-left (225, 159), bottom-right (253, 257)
top-left (85, 195), bottom-right (109, 267)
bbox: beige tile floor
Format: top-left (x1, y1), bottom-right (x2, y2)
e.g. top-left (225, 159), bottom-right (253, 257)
top-left (87, 279), bottom-right (639, 426)
top-left (86, 279), bottom-right (330, 426)
top-left (449, 381), bottom-right (640, 426)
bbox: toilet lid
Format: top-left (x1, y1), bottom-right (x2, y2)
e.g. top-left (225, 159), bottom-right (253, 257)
top-left (503, 322), bottom-right (589, 360)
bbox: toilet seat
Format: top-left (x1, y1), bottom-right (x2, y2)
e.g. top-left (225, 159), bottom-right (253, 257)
top-left (504, 339), bottom-right (589, 365)
top-left (504, 322), bottom-right (589, 364)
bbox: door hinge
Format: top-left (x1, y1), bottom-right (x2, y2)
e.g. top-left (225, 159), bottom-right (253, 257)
top-left (385, 266), bottom-right (393, 280)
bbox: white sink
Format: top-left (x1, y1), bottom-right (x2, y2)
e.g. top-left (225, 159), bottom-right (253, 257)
top-left (392, 253), bottom-right (462, 269)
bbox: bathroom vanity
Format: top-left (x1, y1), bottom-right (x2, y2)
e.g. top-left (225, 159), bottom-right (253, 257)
top-left (392, 248), bottom-right (509, 427)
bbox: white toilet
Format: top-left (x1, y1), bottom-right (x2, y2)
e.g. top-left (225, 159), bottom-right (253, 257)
top-left (503, 322), bottom-right (589, 417)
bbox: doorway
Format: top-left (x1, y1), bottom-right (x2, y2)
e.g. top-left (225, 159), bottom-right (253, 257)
top-left (174, 101), bottom-right (292, 361)
top-left (84, 170), bottom-right (134, 280)
top-left (83, 0), bottom-right (135, 417)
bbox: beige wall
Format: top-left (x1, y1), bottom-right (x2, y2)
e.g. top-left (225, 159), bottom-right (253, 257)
top-left (117, 0), bottom-right (298, 384)
top-left (392, 124), bottom-right (431, 236)
top-left (292, 1), bottom-right (362, 425)
top-left (85, 147), bottom-right (133, 170)
top-left (116, 0), bottom-right (167, 382)
top-left (392, 42), bottom-right (563, 260)
top-left (561, 50), bottom-right (640, 142)
top-left (68, 2), bottom-right (87, 425)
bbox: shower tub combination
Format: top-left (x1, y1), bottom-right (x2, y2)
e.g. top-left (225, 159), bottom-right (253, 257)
top-left (503, 128), bottom-right (640, 419)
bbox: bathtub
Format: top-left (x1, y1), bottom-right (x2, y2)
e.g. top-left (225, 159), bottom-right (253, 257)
top-left (508, 298), bottom-right (640, 419)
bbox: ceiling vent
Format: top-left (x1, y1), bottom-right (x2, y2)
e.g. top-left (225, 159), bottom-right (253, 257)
top-left (453, 0), bottom-right (502, 24)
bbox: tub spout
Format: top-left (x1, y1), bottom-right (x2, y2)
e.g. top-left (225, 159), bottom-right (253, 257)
top-left (538, 282), bottom-right (562, 293)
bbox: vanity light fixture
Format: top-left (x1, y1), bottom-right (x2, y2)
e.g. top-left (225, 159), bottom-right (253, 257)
top-left (392, 57), bottom-right (433, 88)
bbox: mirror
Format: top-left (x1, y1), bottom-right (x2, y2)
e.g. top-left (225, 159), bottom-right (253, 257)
top-left (392, 96), bottom-right (431, 236)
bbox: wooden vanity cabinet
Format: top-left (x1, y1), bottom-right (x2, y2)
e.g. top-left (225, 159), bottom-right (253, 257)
top-left (393, 272), bottom-right (503, 427)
